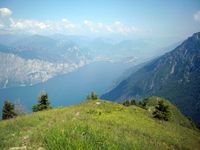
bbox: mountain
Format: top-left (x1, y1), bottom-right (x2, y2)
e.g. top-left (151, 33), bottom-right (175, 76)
top-left (0, 34), bottom-right (90, 63)
top-left (0, 33), bottom-right (179, 89)
top-left (102, 32), bottom-right (200, 124)
top-left (0, 34), bottom-right (91, 88)
top-left (0, 98), bottom-right (199, 149)
top-left (0, 52), bottom-right (85, 88)
top-left (0, 61), bottom-right (132, 114)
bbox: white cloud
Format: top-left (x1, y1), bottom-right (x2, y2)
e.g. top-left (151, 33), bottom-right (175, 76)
top-left (113, 21), bottom-right (140, 34)
top-left (2, 17), bottom-right (78, 34)
top-left (0, 8), bottom-right (12, 17)
top-left (9, 19), bottom-right (50, 34)
top-left (0, 7), bottom-right (144, 35)
top-left (0, 24), bottom-right (4, 29)
top-left (194, 11), bottom-right (200, 23)
top-left (83, 20), bottom-right (141, 35)
top-left (83, 20), bottom-right (98, 32)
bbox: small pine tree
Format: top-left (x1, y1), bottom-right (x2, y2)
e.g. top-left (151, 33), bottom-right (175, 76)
top-left (91, 91), bottom-right (98, 100)
top-left (130, 99), bottom-right (136, 105)
top-left (32, 92), bottom-right (51, 112)
top-left (153, 100), bottom-right (171, 121)
top-left (122, 100), bottom-right (130, 106)
top-left (86, 92), bottom-right (98, 100)
top-left (2, 100), bottom-right (17, 120)
top-left (136, 100), bottom-right (147, 109)
top-left (122, 99), bottom-right (137, 107)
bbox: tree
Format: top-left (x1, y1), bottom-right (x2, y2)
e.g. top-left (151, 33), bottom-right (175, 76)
top-left (2, 100), bottom-right (17, 120)
top-left (32, 92), bottom-right (51, 112)
top-left (137, 100), bottom-right (147, 109)
top-left (122, 99), bottom-right (137, 107)
top-left (130, 99), bottom-right (137, 105)
top-left (86, 92), bottom-right (98, 100)
top-left (153, 100), bottom-right (171, 121)
top-left (122, 100), bottom-right (131, 106)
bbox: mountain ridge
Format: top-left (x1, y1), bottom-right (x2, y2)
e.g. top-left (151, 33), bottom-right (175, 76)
top-left (102, 32), bottom-right (200, 124)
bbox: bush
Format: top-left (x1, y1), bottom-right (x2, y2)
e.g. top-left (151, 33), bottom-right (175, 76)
top-left (32, 92), bottom-right (51, 112)
top-left (122, 99), bottom-right (137, 107)
top-left (86, 92), bottom-right (98, 100)
top-left (122, 100), bottom-right (131, 106)
top-left (2, 100), bottom-right (17, 120)
top-left (130, 99), bottom-right (137, 105)
top-left (153, 100), bottom-right (171, 121)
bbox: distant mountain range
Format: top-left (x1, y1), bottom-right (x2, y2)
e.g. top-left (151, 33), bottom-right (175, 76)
top-left (0, 61), bottom-right (133, 114)
top-left (0, 33), bottom-right (181, 116)
top-left (102, 32), bottom-right (200, 124)
top-left (0, 34), bottom-right (176, 89)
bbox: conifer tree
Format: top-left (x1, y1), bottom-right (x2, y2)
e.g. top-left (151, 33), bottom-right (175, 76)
top-left (153, 100), bottom-right (171, 121)
top-left (86, 91), bottom-right (98, 100)
top-left (2, 100), bottom-right (17, 120)
top-left (122, 100), bottom-right (130, 106)
top-left (32, 92), bottom-right (51, 112)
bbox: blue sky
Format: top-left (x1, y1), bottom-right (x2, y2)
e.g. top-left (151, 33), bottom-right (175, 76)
top-left (0, 0), bottom-right (200, 38)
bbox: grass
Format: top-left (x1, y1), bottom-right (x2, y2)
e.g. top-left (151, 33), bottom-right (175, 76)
top-left (0, 99), bottom-right (200, 150)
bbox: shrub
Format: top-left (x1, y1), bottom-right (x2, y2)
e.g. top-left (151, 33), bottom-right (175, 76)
top-left (122, 99), bottom-right (137, 107)
top-left (32, 92), bottom-right (51, 112)
top-left (130, 99), bottom-right (137, 105)
top-left (2, 100), bottom-right (17, 120)
top-left (153, 100), bottom-right (171, 121)
top-left (86, 92), bottom-right (98, 100)
top-left (122, 100), bottom-right (131, 106)
top-left (137, 98), bottom-right (148, 108)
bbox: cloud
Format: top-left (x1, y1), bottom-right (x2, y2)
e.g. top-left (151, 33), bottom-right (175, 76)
top-left (8, 19), bottom-right (49, 34)
top-left (0, 7), bottom-right (144, 35)
top-left (113, 21), bottom-right (140, 34)
top-left (83, 20), bottom-right (141, 35)
top-left (194, 11), bottom-right (200, 23)
top-left (83, 20), bottom-right (98, 32)
top-left (0, 8), bottom-right (12, 17)
top-left (8, 19), bottom-right (79, 34)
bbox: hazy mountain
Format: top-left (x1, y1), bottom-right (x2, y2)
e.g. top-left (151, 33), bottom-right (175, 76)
top-left (0, 52), bottom-right (88, 89)
top-left (0, 34), bottom-right (177, 89)
top-left (0, 34), bottom-right (92, 88)
top-left (0, 61), bottom-right (132, 113)
top-left (102, 32), bottom-right (200, 124)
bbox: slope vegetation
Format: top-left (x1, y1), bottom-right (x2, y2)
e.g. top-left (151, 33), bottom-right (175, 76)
top-left (0, 98), bottom-right (200, 150)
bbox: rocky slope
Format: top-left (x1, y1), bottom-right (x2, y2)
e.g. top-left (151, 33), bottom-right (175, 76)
top-left (102, 32), bottom-right (200, 124)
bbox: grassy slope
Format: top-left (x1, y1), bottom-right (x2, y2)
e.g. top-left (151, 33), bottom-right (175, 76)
top-left (143, 96), bottom-right (195, 128)
top-left (0, 99), bottom-right (200, 150)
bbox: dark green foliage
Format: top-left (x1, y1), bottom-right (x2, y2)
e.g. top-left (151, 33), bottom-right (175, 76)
top-left (2, 100), bottom-right (17, 120)
top-left (137, 100), bottom-right (147, 109)
top-left (130, 99), bottom-right (136, 105)
top-left (86, 92), bottom-right (98, 100)
top-left (32, 92), bottom-right (51, 112)
top-left (153, 100), bottom-right (171, 121)
top-left (196, 122), bottom-right (200, 130)
top-left (122, 99), bottom-right (137, 107)
top-left (122, 100), bottom-right (131, 106)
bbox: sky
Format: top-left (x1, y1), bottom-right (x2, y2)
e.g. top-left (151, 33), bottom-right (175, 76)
top-left (0, 0), bottom-right (200, 38)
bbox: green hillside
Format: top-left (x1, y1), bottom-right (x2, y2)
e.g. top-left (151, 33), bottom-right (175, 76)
top-left (0, 98), bottom-right (200, 150)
